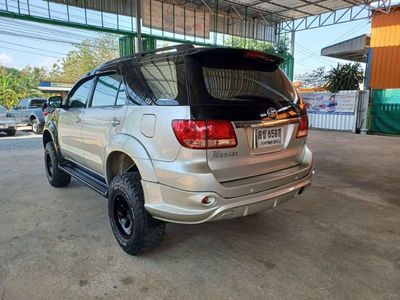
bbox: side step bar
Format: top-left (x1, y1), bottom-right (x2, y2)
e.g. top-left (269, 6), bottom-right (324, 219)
top-left (59, 162), bottom-right (108, 198)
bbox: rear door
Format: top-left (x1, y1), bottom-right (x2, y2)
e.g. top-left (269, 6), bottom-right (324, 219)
top-left (80, 72), bottom-right (127, 175)
top-left (187, 49), bottom-right (305, 182)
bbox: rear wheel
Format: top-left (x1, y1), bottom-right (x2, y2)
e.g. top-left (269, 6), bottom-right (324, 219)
top-left (44, 141), bottom-right (71, 187)
top-left (32, 118), bottom-right (42, 134)
top-left (108, 172), bottom-right (165, 255)
top-left (6, 129), bottom-right (16, 136)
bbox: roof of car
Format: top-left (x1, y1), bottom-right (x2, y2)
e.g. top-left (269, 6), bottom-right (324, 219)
top-left (81, 45), bottom-right (284, 80)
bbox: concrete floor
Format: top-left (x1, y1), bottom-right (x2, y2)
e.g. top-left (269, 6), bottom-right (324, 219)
top-left (0, 130), bottom-right (399, 299)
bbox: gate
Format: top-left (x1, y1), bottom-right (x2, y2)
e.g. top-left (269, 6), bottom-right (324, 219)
top-left (370, 89), bottom-right (400, 135)
top-left (355, 90), bottom-right (370, 133)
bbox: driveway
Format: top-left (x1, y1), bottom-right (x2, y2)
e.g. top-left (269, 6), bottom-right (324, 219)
top-left (0, 130), bottom-right (399, 299)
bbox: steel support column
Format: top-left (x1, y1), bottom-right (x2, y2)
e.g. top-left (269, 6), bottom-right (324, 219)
top-left (136, 0), bottom-right (143, 53)
top-left (290, 30), bottom-right (295, 56)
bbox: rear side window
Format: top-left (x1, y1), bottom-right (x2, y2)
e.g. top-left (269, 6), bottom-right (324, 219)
top-left (30, 99), bottom-right (46, 108)
top-left (91, 74), bottom-right (122, 107)
top-left (123, 58), bottom-right (187, 106)
top-left (140, 59), bottom-right (179, 105)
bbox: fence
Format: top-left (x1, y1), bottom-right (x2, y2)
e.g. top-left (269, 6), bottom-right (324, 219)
top-left (300, 90), bottom-right (368, 132)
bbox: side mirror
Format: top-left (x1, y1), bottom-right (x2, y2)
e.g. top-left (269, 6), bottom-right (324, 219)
top-left (48, 96), bottom-right (63, 109)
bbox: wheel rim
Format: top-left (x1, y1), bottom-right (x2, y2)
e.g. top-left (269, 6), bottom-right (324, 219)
top-left (46, 153), bottom-right (53, 178)
top-left (32, 122), bottom-right (37, 132)
top-left (114, 195), bottom-right (134, 238)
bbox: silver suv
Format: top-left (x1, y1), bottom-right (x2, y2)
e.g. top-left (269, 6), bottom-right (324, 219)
top-left (43, 45), bottom-right (314, 255)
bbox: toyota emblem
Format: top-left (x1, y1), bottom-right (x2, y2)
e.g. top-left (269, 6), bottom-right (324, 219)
top-left (267, 107), bottom-right (278, 119)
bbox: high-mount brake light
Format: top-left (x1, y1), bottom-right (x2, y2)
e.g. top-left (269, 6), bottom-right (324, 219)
top-left (171, 120), bottom-right (237, 149)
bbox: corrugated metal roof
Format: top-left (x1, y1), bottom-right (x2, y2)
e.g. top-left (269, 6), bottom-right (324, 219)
top-left (223, 0), bottom-right (368, 22)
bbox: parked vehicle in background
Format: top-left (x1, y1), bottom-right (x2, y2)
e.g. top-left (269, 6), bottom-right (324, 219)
top-left (13, 98), bottom-right (47, 134)
top-left (0, 105), bottom-right (17, 136)
top-left (42, 45), bottom-right (314, 255)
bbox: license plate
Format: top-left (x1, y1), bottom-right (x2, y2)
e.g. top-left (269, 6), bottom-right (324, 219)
top-left (255, 127), bottom-right (283, 148)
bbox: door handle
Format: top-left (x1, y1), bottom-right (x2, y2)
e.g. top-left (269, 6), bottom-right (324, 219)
top-left (75, 117), bottom-right (81, 124)
top-left (111, 118), bottom-right (121, 127)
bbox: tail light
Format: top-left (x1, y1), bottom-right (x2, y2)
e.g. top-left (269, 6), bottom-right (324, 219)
top-left (296, 92), bottom-right (309, 139)
top-left (172, 120), bottom-right (237, 149)
top-left (296, 114), bottom-right (308, 138)
top-left (43, 111), bottom-right (48, 117)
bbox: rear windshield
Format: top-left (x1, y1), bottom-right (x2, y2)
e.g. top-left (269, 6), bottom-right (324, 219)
top-left (0, 106), bottom-right (6, 113)
top-left (203, 67), bottom-right (295, 104)
top-left (188, 50), bottom-right (297, 108)
top-left (30, 99), bottom-right (46, 108)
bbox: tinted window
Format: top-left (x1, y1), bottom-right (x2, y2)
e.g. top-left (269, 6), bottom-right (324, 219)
top-left (91, 74), bottom-right (121, 107)
top-left (17, 100), bottom-right (28, 109)
top-left (116, 81), bottom-right (127, 106)
top-left (30, 99), bottom-right (46, 108)
top-left (125, 66), bottom-right (152, 106)
top-left (68, 79), bottom-right (94, 108)
top-left (140, 60), bottom-right (178, 104)
top-left (203, 67), bottom-right (295, 104)
top-left (188, 50), bottom-right (296, 107)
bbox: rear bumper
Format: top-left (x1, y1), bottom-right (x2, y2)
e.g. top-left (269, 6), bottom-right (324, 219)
top-left (0, 121), bottom-right (16, 131)
top-left (143, 168), bottom-right (313, 224)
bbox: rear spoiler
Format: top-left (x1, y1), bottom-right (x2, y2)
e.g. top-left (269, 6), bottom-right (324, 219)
top-left (189, 48), bottom-right (284, 72)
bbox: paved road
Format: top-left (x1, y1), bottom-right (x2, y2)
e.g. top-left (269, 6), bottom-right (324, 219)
top-left (0, 130), bottom-right (399, 299)
top-left (0, 128), bottom-right (42, 151)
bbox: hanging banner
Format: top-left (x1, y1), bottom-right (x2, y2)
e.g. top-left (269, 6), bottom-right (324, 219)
top-left (142, 0), bottom-right (211, 39)
top-left (301, 91), bottom-right (358, 114)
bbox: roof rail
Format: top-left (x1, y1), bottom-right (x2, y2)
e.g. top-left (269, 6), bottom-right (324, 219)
top-left (99, 44), bottom-right (195, 68)
top-left (139, 44), bottom-right (195, 56)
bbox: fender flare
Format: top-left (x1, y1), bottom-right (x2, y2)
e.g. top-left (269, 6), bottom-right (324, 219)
top-left (30, 112), bottom-right (44, 124)
top-left (105, 134), bottom-right (158, 184)
top-left (42, 120), bottom-right (60, 151)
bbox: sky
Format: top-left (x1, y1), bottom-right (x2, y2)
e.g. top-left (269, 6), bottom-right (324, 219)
top-left (293, 19), bottom-right (371, 78)
top-left (0, 15), bottom-right (371, 79)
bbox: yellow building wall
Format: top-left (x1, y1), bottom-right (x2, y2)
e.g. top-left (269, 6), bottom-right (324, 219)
top-left (370, 7), bottom-right (400, 89)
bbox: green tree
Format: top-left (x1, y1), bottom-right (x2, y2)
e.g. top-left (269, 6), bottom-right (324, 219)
top-left (0, 66), bottom-right (47, 109)
top-left (0, 70), bottom-right (20, 109)
top-left (50, 34), bottom-right (119, 82)
top-left (297, 67), bottom-right (327, 88)
top-left (325, 63), bottom-right (364, 93)
top-left (224, 36), bottom-right (274, 52)
top-left (224, 35), bottom-right (290, 56)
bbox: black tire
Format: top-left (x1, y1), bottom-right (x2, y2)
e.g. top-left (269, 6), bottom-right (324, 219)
top-left (108, 172), bottom-right (166, 255)
top-left (6, 129), bottom-right (16, 136)
top-left (44, 141), bottom-right (71, 187)
top-left (32, 118), bottom-right (42, 134)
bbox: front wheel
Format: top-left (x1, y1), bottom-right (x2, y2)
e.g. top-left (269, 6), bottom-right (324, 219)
top-left (44, 141), bottom-right (71, 187)
top-left (108, 172), bottom-right (166, 255)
